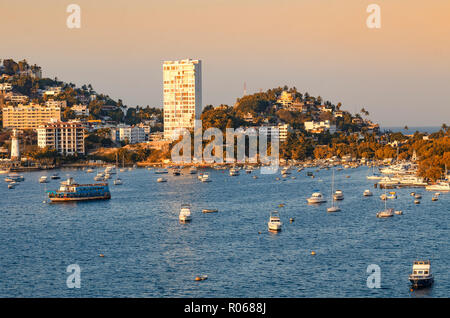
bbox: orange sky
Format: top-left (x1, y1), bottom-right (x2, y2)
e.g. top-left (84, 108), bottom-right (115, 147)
top-left (1, 0), bottom-right (450, 126)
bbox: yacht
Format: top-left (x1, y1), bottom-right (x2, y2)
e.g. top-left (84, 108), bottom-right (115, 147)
top-left (426, 181), bottom-right (450, 192)
top-left (179, 204), bottom-right (192, 223)
top-left (268, 211), bottom-right (282, 232)
top-left (39, 176), bottom-right (49, 183)
top-left (409, 260), bottom-right (434, 288)
top-left (363, 189), bottom-right (373, 197)
top-left (333, 190), bottom-right (344, 201)
top-left (307, 192), bottom-right (326, 204)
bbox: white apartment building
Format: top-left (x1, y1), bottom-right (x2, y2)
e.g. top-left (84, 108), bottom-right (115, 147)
top-left (304, 120), bottom-right (337, 134)
top-left (37, 120), bottom-right (85, 155)
top-left (259, 123), bottom-right (291, 142)
top-left (71, 104), bottom-right (89, 117)
top-left (43, 86), bottom-right (62, 96)
top-left (45, 99), bottom-right (67, 109)
top-left (110, 125), bottom-right (147, 144)
top-left (163, 59), bottom-right (202, 140)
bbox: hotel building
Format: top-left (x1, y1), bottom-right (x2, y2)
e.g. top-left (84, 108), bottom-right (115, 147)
top-left (163, 59), bottom-right (202, 140)
top-left (2, 103), bottom-right (61, 129)
top-left (37, 120), bottom-right (85, 155)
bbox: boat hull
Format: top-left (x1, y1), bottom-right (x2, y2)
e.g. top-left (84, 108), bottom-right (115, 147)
top-left (49, 195), bottom-right (111, 202)
top-left (409, 277), bottom-right (434, 289)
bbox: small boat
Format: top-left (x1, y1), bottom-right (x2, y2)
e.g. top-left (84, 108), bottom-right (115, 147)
top-left (39, 176), bottom-right (49, 183)
top-left (394, 210), bottom-right (403, 215)
top-left (86, 168), bottom-right (94, 173)
top-left (229, 168), bottom-right (240, 176)
top-left (363, 189), bottom-right (373, 196)
top-left (0, 169), bottom-right (10, 174)
top-left (113, 178), bottom-right (123, 185)
top-left (414, 199), bottom-right (420, 204)
top-left (306, 171), bottom-right (313, 177)
top-left (154, 169), bottom-right (169, 174)
top-left (410, 192), bottom-right (416, 196)
top-left (179, 204), bottom-right (192, 223)
top-left (431, 195), bottom-right (438, 201)
top-left (414, 194), bottom-right (422, 199)
top-left (377, 208), bottom-right (394, 218)
top-left (172, 168), bottom-right (181, 176)
top-left (328, 169), bottom-right (341, 212)
top-left (5, 173), bottom-right (24, 182)
top-left (94, 175), bottom-right (103, 181)
top-left (202, 209), bottom-right (218, 213)
top-left (268, 211), bottom-right (282, 232)
top-left (189, 167), bottom-right (198, 174)
top-left (195, 275), bottom-right (208, 281)
top-left (8, 182), bottom-right (16, 189)
top-left (199, 174), bottom-right (211, 182)
top-left (333, 190), bottom-right (344, 201)
top-left (51, 173), bottom-right (60, 180)
top-left (409, 260), bottom-right (434, 289)
top-left (157, 177), bottom-right (167, 183)
top-left (307, 192), bottom-right (326, 204)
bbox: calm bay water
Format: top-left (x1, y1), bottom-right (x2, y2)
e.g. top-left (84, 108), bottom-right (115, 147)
top-left (0, 166), bottom-right (449, 298)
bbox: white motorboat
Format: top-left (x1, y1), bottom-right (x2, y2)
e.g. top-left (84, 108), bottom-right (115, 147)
top-left (179, 204), bottom-right (192, 223)
top-left (409, 260), bottom-right (434, 288)
top-left (0, 169), bottom-right (9, 174)
top-left (363, 189), bottom-right (373, 196)
top-left (51, 173), bottom-right (60, 180)
top-left (333, 190), bottom-right (344, 201)
top-left (307, 192), bottom-right (326, 204)
top-left (157, 177), bottom-right (167, 183)
top-left (229, 168), bottom-right (240, 176)
top-left (39, 176), bottom-right (49, 183)
top-left (113, 178), bottom-right (123, 185)
top-left (86, 168), bottom-right (94, 173)
top-left (8, 182), bottom-right (16, 189)
top-left (268, 211), bottom-right (282, 232)
top-left (200, 174), bottom-right (211, 182)
top-left (426, 181), bottom-right (450, 192)
top-left (394, 210), bottom-right (403, 215)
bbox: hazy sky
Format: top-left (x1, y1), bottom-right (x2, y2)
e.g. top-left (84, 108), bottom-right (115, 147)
top-left (1, 0), bottom-right (449, 126)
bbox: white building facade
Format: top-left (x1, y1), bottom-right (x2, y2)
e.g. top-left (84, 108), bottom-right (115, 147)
top-left (37, 120), bottom-right (85, 155)
top-left (163, 59), bottom-right (202, 140)
top-left (110, 125), bottom-right (147, 144)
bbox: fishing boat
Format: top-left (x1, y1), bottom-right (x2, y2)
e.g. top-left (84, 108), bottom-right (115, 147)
top-left (179, 204), bottom-right (192, 223)
top-left (409, 260), bottom-right (434, 288)
top-left (363, 189), bottom-right (373, 196)
top-left (307, 192), bottom-right (326, 204)
top-left (268, 211), bottom-right (282, 232)
top-left (47, 178), bottom-right (111, 202)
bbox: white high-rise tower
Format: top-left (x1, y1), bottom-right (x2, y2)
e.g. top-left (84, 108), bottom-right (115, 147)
top-left (163, 59), bottom-right (202, 140)
top-left (10, 129), bottom-right (20, 161)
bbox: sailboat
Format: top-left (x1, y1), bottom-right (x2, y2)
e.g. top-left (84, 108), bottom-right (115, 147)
top-left (376, 187), bottom-right (394, 218)
top-left (367, 165), bottom-right (382, 180)
top-left (113, 153), bottom-right (123, 185)
top-left (327, 169), bottom-right (341, 212)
